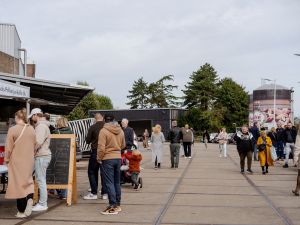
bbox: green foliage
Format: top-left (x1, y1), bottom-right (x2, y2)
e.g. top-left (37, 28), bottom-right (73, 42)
top-left (127, 77), bottom-right (148, 109)
top-left (68, 82), bottom-right (113, 120)
top-left (183, 63), bottom-right (218, 110)
top-left (181, 64), bottom-right (249, 133)
top-left (127, 75), bottom-right (179, 109)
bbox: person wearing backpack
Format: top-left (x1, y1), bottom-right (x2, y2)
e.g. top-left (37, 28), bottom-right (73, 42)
top-left (4, 109), bottom-right (36, 218)
top-left (28, 108), bottom-right (52, 212)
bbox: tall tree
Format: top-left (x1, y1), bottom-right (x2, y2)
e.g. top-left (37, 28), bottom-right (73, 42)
top-left (183, 63), bottom-right (218, 110)
top-left (147, 75), bottom-right (179, 108)
top-left (214, 77), bottom-right (249, 130)
top-left (127, 77), bottom-right (149, 109)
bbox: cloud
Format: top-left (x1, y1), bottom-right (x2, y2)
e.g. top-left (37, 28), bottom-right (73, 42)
top-left (1, 0), bottom-right (300, 115)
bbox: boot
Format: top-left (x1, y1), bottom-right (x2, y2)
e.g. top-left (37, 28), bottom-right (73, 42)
top-left (262, 166), bottom-right (266, 175)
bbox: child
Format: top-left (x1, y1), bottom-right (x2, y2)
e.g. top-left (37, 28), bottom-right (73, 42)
top-left (124, 149), bottom-right (142, 190)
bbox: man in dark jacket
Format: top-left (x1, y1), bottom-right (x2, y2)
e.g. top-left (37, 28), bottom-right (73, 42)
top-left (84, 113), bottom-right (106, 200)
top-left (121, 118), bottom-right (134, 151)
top-left (283, 123), bottom-right (297, 168)
top-left (249, 122), bottom-right (260, 161)
top-left (234, 125), bottom-right (255, 173)
top-left (168, 120), bottom-right (183, 169)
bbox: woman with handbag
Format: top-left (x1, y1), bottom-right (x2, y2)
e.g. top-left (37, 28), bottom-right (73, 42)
top-left (4, 109), bottom-right (36, 218)
top-left (257, 130), bottom-right (273, 175)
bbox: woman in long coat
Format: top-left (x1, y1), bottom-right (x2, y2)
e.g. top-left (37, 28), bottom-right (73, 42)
top-left (5, 109), bottom-right (36, 218)
top-left (151, 124), bottom-right (165, 169)
top-left (257, 130), bottom-right (273, 174)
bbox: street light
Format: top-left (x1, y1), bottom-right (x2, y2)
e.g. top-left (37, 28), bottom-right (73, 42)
top-left (262, 78), bottom-right (277, 128)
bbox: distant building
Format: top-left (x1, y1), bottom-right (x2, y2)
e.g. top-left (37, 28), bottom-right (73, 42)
top-left (249, 83), bottom-right (293, 129)
top-left (0, 23), bottom-right (35, 77)
top-left (89, 108), bottom-right (186, 138)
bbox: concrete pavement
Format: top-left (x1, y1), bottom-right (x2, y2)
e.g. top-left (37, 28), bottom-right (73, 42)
top-left (0, 143), bottom-right (299, 225)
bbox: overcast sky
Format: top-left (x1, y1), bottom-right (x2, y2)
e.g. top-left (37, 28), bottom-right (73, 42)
top-left (1, 0), bottom-right (300, 116)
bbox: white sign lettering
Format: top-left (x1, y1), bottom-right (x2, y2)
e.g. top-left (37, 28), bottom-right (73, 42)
top-left (0, 79), bottom-right (30, 98)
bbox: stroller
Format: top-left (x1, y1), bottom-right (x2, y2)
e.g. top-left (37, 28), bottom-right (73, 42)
top-left (120, 150), bottom-right (143, 188)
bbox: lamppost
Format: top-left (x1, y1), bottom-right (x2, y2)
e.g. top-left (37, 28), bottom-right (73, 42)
top-left (262, 78), bottom-right (277, 128)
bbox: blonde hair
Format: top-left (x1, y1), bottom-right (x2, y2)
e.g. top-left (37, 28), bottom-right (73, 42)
top-left (56, 117), bottom-right (69, 128)
top-left (132, 149), bottom-right (141, 155)
top-left (153, 124), bottom-right (161, 134)
top-left (15, 108), bottom-right (27, 123)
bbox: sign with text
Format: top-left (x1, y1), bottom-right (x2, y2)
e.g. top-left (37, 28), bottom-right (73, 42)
top-left (0, 79), bottom-right (30, 98)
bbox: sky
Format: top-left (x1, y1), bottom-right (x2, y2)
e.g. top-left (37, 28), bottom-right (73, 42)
top-left (1, 0), bottom-right (300, 116)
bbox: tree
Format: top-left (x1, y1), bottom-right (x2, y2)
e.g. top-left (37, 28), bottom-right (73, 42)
top-left (146, 75), bottom-right (179, 108)
top-left (183, 63), bottom-right (218, 110)
top-left (127, 77), bottom-right (149, 109)
top-left (68, 81), bottom-right (113, 120)
top-left (214, 77), bottom-right (249, 131)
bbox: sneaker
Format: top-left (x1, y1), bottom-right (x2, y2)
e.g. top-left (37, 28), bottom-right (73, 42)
top-left (115, 206), bottom-right (122, 212)
top-left (246, 169), bottom-right (253, 174)
top-left (283, 164), bottom-right (289, 168)
top-left (32, 204), bottom-right (48, 212)
top-left (101, 206), bottom-right (118, 215)
top-left (241, 169), bottom-right (245, 173)
top-left (83, 193), bottom-right (98, 200)
top-left (188, 156), bottom-right (192, 159)
top-left (101, 194), bottom-right (108, 200)
top-left (134, 184), bottom-right (140, 190)
top-left (262, 171), bottom-right (266, 175)
top-left (88, 188), bottom-right (91, 192)
top-left (24, 198), bottom-right (33, 216)
top-left (15, 212), bottom-right (27, 218)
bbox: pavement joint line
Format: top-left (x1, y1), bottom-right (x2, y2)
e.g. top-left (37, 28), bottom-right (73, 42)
top-left (227, 153), bottom-right (294, 225)
top-left (153, 150), bottom-right (197, 225)
top-left (14, 201), bottom-right (64, 225)
top-left (31, 218), bottom-right (150, 224)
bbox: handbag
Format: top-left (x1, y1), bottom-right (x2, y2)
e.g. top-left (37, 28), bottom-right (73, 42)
top-left (271, 146), bottom-right (277, 161)
top-left (258, 144), bottom-right (266, 152)
top-left (14, 125), bottom-right (28, 146)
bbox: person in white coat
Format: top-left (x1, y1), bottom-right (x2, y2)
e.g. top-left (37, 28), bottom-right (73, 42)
top-left (151, 124), bottom-right (165, 169)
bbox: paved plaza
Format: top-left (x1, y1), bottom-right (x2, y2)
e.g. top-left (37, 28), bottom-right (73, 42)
top-left (0, 143), bottom-right (299, 225)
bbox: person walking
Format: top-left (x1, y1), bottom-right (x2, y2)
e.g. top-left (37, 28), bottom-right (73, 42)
top-left (268, 127), bottom-right (278, 160)
top-left (218, 128), bottom-right (228, 158)
top-left (257, 130), bottom-right (273, 175)
top-left (84, 113), bottom-right (107, 200)
top-left (276, 124), bottom-right (285, 160)
top-left (28, 108), bottom-right (52, 212)
top-left (150, 124), bottom-right (165, 169)
top-left (121, 118), bottom-right (134, 151)
top-left (283, 123), bottom-right (297, 168)
top-left (168, 121), bottom-right (183, 169)
top-left (98, 114), bottom-right (125, 215)
top-left (52, 117), bottom-right (74, 200)
top-left (4, 109), bottom-right (36, 218)
top-left (143, 129), bottom-right (149, 149)
top-left (203, 130), bottom-right (210, 150)
top-left (292, 127), bottom-right (300, 196)
top-left (249, 122), bottom-right (260, 161)
top-left (182, 124), bottom-right (193, 158)
top-left (233, 125), bottom-right (255, 174)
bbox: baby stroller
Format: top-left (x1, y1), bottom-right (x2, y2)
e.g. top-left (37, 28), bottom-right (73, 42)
top-left (120, 150), bottom-right (143, 188)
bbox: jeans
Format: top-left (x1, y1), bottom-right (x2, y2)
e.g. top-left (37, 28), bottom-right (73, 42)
top-left (239, 151), bottom-right (253, 170)
top-left (88, 150), bottom-right (100, 195)
top-left (35, 155), bottom-right (52, 206)
top-left (99, 164), bottom-right (107, 195)
top-left (101, 159), bottom-right (121, 207)
top-left (277, 141), bottom-right (284, 159)
top-left (17, 193), bottom-right (33, 213)
top-left (131, 172), bottom-right (139, 186)
top-left (219, 143), bottom-right (227, 157)
top-left (170, 143), bottom-right (180, 168)
top-left (285, 143), bottom-right (295, 165)
top-left (183, 142), bottom-right (192, 157)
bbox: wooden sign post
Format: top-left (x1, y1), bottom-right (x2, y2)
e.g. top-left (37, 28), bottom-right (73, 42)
top-left (34, 134), bottom-right (77, 206)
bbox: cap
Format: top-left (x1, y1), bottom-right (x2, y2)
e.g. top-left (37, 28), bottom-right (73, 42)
top-left (28, 108), bottom-right (42, 119)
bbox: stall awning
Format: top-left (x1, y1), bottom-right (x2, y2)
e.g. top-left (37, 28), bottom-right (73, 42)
top-left (0, 72), bottom-right (93, 115)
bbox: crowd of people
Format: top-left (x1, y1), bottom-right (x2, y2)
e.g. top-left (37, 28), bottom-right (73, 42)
top-left (3, 107), bottom-right (300, 218)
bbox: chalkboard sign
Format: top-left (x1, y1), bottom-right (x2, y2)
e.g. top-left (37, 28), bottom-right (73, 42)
top-left (47, 138), bottom-right (71, 184)
top-left (34, 134), bottom-right (77, 206)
